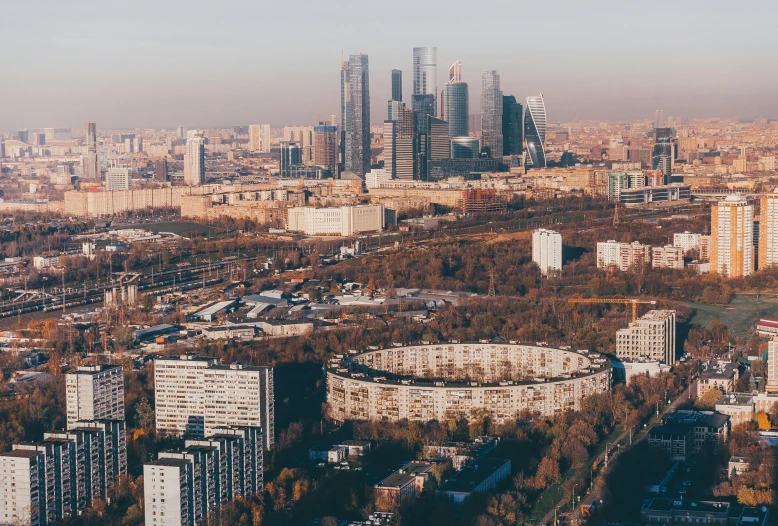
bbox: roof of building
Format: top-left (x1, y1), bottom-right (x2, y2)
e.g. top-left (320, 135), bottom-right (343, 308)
top-left (665, 410), bottom-right (729, 429)
top-left (377, 461), bottom-right (435, 489)
top-left (715, 393), bottom-right (754, 407)
top-left (69, 364), bottom-right (122, 375)
top-left (642, 498), bottom-right (730, 515)
top-left (649, 424), bottom-right (692, 437)
top-left (146, 458), bottom-right (190, 468)
top-left (243, 294), bottom-right (289, 306)
top-left (436, 458), bottom-right (510, 494)
top-left (259, 319), bottom-right (313, 326)
top-left (133, 324), bottom-right (177, 340)
top-left (0, 449), bottom-right (41, 459)
top-left (195, 300), bottom-right (237, 317)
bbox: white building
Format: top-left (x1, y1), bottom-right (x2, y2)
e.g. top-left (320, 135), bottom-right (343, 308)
top-left (184, 131), bottom-right (206, 186)
top-left (105, 167), bottom-right (130, 191)
top-left (532, 228), bottom-right (562, 276)
top-left (767, 339), bottom-right (778, 394)
top-left (711, 195), bottom-right (753, 277)
top-left (33, 255), bottom-right (60, 270)
top-left (616, 310), bottom-right (676, 365)
top-left (0, 449), bottom-right (46, 526)
top-left (596, 240), bottom-right (651, 272)
top-left (248, 124), bottom-right (271, 153)
top-left (65, 364), bottom-right (125, 429)
top-left (144, 458), bottom-right (190, 526)
top-left (674, 231), bottom-right (701, 253)
top-left (759, 191), bottom-right (778, 270)
top-left (651, 245), bottom-right (685, 269)
top-left (154, 356), bottom-right (274, 449)
top-left (365, 168), bottom-right (393, 189)
top-left (287, 204), bottom-right (386, 236)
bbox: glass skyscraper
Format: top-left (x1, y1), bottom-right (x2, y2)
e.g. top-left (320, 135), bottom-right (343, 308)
top-left (344, 54), bottom-right (371, 177)
top-left (443, 61), bottom-right (468, 139)
top-left (524, 94), bottom-right (548, 169)
top-left (391, 69), bottom-right (402, 102)
top-left (502, 95), bottom-right (523, 156)
top-left (339, 60), bottom-right (351, 172)
top-left (412, 47), bottom-right (437, 116)
top-left (480, 70), bottom-right (503, 158)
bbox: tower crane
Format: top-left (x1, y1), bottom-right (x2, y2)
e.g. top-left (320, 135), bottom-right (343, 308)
top-left (567, 298), bottom-right (657, 323)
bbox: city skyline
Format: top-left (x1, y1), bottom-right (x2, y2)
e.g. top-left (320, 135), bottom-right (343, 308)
top-left (2, 0), bottom-right (777, 130)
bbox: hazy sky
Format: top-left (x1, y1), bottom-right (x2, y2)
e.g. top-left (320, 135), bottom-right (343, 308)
top-left (2, 0), bottom-right (777, 130)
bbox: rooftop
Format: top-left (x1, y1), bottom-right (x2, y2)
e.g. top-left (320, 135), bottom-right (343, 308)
top-left (642, 498), bottom-right (730, 515)
top-left (436, 458), bottom-right (510, 494)
top-left (715, 393), bottom-right (754, 407)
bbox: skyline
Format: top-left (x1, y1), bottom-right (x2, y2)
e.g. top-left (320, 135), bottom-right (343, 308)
top-left (2, 0), bottom-right (778, 130)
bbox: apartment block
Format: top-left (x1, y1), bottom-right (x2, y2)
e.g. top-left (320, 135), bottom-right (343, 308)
top-left (673, 231), bottom-right (701, 253)
top-left (651, 245), bottom-right (685, 269)
top-left (711, 195), bottom-right (753, 277)
top-left (144, 426), bottom-right (263, 526)
top-left (0, 449), bottom-right (47, 526)
top-left (532, 228), bottom-right (562, 276)
top-left (759, 191), bottom-right (778, 270)
top-left (154, 356), bottom-right (274, 449)
top-left (66, 364), bottom-right (125, 430)
top-left (596, 240), bottom-right (651, 272)
top-left (615, 310), bottom-right (676, 365)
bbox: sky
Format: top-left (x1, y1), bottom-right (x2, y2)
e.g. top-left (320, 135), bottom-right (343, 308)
top-left (1, 0), bottom-right (777, 131)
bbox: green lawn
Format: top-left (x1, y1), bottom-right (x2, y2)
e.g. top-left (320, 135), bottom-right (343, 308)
top-left (686, 293), bottom-right (778, 338)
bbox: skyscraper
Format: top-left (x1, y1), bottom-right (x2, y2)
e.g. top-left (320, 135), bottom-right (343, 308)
top-left (480, 71), bottom-right (503, 158)
top-left (155, 159), bottom-right (168, 181)
top-left (759, 190), bottom-right (778, 270)
top-left (344, 54), bottom-right (371, 177)
top-left (525, 94), bottom-right (548, 168)
top-left (280, 141), bottom-right (302, 176)
top-left (502, 95), bottom-right (523, 156)
top-left (412, 47), bottom-right (437, 116)
top-left (184, 131), bottom-right (206, 186)
top-left (384, 103), bottom-right (416, 180)
top-left (412, 94), bottom-right (435, 134)
top-left (340, 59), bottom-right (351, 172)
top-left (426, 116), bottom-right (450, 176)
top-left (313, 124), bottom-right (338, 174)
top-left (710, 195), bottom-right (754, 277)
top-left (84, 121), bottom-right (99, 179)
top-left (249, 124), bottom-right (262, 152)
top-left (391, 69), bottom-right (403, 102)
top-left (443, 61), bottom-right (469, 139)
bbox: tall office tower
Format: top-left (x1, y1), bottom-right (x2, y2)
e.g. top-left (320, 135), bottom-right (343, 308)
top-left (710, 195), bottom-right (754, 277)
top-left (340, 59), bottom-right (351, 171)
top-left (176, 126), bottom-right (186, 139)
top-left (248, 124), bottom-right (262, 152)
top-left (759, 190), bottom-right (778, 270)
top-left (84, 121), bottom-right (99, 179)
top-left (155, 159), bottom-right (168, 181)
top-left (384, 103), bottom-right (416, 180)
top-left (767, 339), bottom-right (778, 394)
top-left (653, 137), bottom-right (674, 183)
top-left (184, 131), bottom-right (206, 185)
top-left (480, 71), bottom-right (503, 158)
top-left (66, 365), bottom-right (124, 430)
top-left (616, 310), bottom-right (677, 365)
top-left (451, 137), bottom-right (480, 159)
top-left (524, 94), bottom-right (548, 168)
top-left (443, 61), bottom-right (469, 139)
top-left (105, 167), bottom-right (130, 191)
top-left (313, 124), bottom-right (338, 173)
top-left (412, 47), bottom-right (437, 116)
top-left (154, 356), bottom-right (274, 450)
top-left (426, 116), bottom-right (450, 175)
top-left (532, 228), bottom-right (563, 276)
top-left (344, 54), bottom-right (371, 177)
top-left (502, 95), bottom-right (523, 156)
top-left (412, 94), bottom-right (436, 133)
top-left (280, 141), bottom-right (302, 176)
top-left (391, 69), bottom-right (403, 102)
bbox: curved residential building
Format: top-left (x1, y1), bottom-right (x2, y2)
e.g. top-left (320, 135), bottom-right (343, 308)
top-left (525, 94), bottom-right (547, 168)
top-left (326, 342), bottom-right (611, 424)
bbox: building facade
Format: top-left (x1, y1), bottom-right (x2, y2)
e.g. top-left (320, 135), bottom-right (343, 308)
top-left (480, 71), bottom-right (503, 158)
top-left (759, 191), bottom-right (778, 270)
top-left (532, 228), bottom-right (562, 276)
top-left (412, 47), bottom-right (437, 116)
top-left (615, 310), bottom-right (677, 365)
top-left (502, 95), bottom-right (523, 156)
top-left (65, 364), bottom-right (125, 430)
top-left (313, 125), bottom-right (338, 173)
top-left (184, 132), bottom-right (206, 186)
top-left (443, 61), bottom-right (468, 139)
top-left (344, 54), bottom-right (371, 177)
top-left (286, 204), bottom-right (386, 236)
top-left (596, 240), bottom-right (651, 272)
top-left (711, 195), bottom-right (754, 277)
top-left (651, 245), bottom-right (685, 269)
top-left (524, 95), bottom-right (547, 168)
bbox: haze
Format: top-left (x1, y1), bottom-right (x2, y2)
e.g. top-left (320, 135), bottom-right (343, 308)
top-left (2, 0), bottom-right (777, 130)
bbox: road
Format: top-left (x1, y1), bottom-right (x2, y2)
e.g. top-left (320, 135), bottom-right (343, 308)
top-left (535, 382), bottom-right (693, 526)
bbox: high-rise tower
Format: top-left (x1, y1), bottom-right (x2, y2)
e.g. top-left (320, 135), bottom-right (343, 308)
top-left (84, 121), bottom-right (99, 179)
top-left (480, 71), bottom-right (503, 158)
top-left (524, 94), bottom-right (547, 168)
top-left (391, 69), bottom-right (403, 102)
top-left (443, 61), bottom-right (469, 139)
top-left (343, 54), bottom-right (371, 177)
top-left (184, 131), bottom-right (206, 185)
top-left (340, 59), bottom-right (351, 172)
top-left (711, 195), bottom-right (754, 277)
top-left (502, 95), bottom-right (523, 156)
top-left (412, 47), bottom-right (437, 116)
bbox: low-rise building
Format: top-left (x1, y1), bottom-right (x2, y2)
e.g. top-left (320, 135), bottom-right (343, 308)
top-left (287, 204), bottom-right (387, 236)
top-left (648, 410), bottom-right (729, 461)
top-left (423, 436), bottom-right (500, 470)
top-left (715, 393), bottom-right (757, 427)
top-left (728, 456), bottom-right (749, 479)
top-left (309, 444), bottom-right (347, 463)
top-left (651, 245), bottom-right (685, 269)
top-left (257, 319), bottom-right (313, 337)
top-left (374, 461), bottom-right (435, 504)
top-left (697, 361), bottom-right (739, 398)
top-left (201, 325), bottom-right (256, 341)
top-left (336, 440), bottom-right (372, 458)
top-left (640, 499), bottom-right (768, 526)
top-left (436, 458), bottom-right (511, 503)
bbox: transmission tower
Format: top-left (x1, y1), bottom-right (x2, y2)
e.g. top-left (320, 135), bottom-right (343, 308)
top-left (488, 269), bottom-right (496, 297)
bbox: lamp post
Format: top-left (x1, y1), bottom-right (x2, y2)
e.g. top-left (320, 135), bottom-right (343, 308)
top-left (572, 483), bottom-right (577, 513)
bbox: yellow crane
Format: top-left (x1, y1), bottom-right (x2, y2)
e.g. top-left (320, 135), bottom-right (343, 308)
top-left (567, 298), bottom-right (657, 323)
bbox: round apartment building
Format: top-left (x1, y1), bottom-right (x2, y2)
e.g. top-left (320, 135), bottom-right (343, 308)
top-left (326, 342), bottom-right (611, 424)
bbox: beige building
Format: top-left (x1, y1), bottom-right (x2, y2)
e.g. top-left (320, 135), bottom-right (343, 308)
top-left (652, 245), bottom-right (685, 269)
top-left (615, 310), bottom-right (676, 365)
top-left (596, 240), bottom-right (651, 272)
top-left (759, 191), bottom-right (778, 270)
top-left (711, 195), bottom-right (753, 277)
top-left (287, 204), bottom-right (386, 236)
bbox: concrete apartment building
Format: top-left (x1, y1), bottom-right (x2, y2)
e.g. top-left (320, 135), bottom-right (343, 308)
top-left (144, 426), bottom-right (263, 526)
top-left (596, 240), bottom-right (651, 272)
top-left (0, 448), bottom-right (50, 526)
top-left (154, 356), bottom-right (274, 449)
top-left (66, 364), bottom-right (125, 429)
top-left (615, 310), bottom-right (676, 365)
top-left (286, 204), bottom-right (387, 236)
top-left (710, 195), bottom-right (754, 277)
top-left (759, 190), bottom-right (778, 270)
top-left (532, 228), bottom-right (562, 276)
top-left (673, 231), bottom-right (712, 259)
top-left (651, 245), bottom-right (685, 269)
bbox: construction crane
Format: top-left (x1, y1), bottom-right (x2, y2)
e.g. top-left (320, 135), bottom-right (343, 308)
top-left (567, 298), bottom-right (657, 323)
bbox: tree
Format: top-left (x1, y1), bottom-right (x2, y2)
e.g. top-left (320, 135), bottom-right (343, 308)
top-left (134, 397), bottom-right (155, 432)
top-left (754, 412), bottom-right (771, 431)
top-left (694, 388), bottom-right (722, 410)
